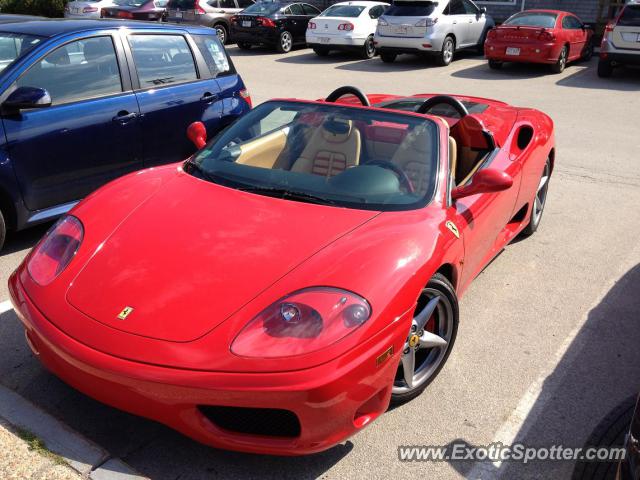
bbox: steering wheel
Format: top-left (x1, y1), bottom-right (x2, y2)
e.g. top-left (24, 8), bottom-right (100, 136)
top-left (416, 95), bottom-right (469, 118)
top-left (325, 86), bottom-right (371, 107)
top-left (366, 160), bottom-right (415, 194)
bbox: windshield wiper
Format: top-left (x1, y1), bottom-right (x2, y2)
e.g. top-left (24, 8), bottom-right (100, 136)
top-left (184, 159), bottom-right (220, 183)
top-left (236, 186), bottom-right (339, 206)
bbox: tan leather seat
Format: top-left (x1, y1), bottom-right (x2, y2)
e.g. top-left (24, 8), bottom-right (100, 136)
top-left (291, 119), bottom-right (361, 178)
top-left (448, 136), bottom-right (457, 184)
top-left (390, 125), bottom-right (438, 195)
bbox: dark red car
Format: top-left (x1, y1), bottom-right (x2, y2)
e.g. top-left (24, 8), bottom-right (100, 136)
top-left (101, 0), bottom-right (168, 21)
top-left (485, 9), bottom-right (594, 73)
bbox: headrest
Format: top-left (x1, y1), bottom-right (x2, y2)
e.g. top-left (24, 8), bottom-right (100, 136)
top-left (321, 118), bottom-right (353, 143)
top-left (44, 48), bottom-right (70, 66)
top-left (83, 40), bottom-right (113, 62)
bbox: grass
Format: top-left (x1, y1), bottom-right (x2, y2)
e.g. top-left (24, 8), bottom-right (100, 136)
top-left (15, 427), bottom-right (68, 466)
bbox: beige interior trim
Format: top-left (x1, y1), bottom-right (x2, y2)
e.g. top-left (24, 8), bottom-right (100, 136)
top-left (235, 128), bottom-right (289, 169)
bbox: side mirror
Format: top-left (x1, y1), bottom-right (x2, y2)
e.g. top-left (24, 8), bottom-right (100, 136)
top-left (582, 23), bottom-right (592, 30)
top-left (3, 86), bottom-right (52, 110)
top-left (187, 121), bottom-right (207, 150)
top-left (451, 168), bottom-right (513, 201)
top-left (480, 6), bottom-right (487, 14)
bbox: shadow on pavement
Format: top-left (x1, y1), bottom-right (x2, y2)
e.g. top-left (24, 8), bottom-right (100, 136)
top-left (447, 263), bottom-right (640, 479)
top-left (0, 223), bottom-right (49, 257)
top-left (0, 309), bottom-right (353, 479)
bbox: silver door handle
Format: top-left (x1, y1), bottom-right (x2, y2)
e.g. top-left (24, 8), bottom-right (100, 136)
top-left (453, 20), bottom-right (457, 24)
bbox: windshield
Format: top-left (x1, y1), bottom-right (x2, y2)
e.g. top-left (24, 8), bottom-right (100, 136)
top-left (385, 1), bottom-right (435, 16)
top-left (0, 33), bottom-right (43, 74)
top-left (322, 5), bottom-right (365, 17)
top-left (242, 2), bottom-right (282, 14)
top-left (504, 12), bottom-right (557, 28)
top-left (187, 101), bottom-right (439, 211)
top-left (619, 5), bottom-right (640, 27)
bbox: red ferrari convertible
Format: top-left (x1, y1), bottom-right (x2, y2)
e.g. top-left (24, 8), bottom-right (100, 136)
top-left (485, 9), bottom-right (594, 73)
top-left (9, 87), bottom-right (554, 455)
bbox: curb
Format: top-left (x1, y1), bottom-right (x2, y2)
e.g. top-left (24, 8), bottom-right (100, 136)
top-left (0, 383), bottom-right (147, 479)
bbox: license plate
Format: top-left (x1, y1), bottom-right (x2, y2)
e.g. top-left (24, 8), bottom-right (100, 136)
top-left (242, 20), bottom-right (251, 27)
top-left (72, 7), bottom-right (81, 13)
top-left (394, 25), bottom-right (408, 34)
top-left (506, 47), bottom-right (520, 56)
top-left (174, 11), bottom-right (183, 18)
top-left (319, 37), bottom-right (330, 43)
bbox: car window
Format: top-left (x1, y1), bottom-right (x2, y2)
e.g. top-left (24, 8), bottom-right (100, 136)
top-left (369, 5), bottom-right (385, 19)
top-left (385, 1), bottom-right (435, 16)
top-left (504, 12), bottom-right (557, 28)
top-left (219, 0), bottom-right (235, 8)
top-left (562, 15), bottom-right (582, 30)
top-left (619, 5), bottom-right (640, 26)
top-left (167, 0), bottom-right (196, 8)
top-left (287, 4), bottom-right (303, 15)
top-left (192, 34), bottom-right (231, 76)
top-left (128, 34), bottom-right (198, 88)
top-left (322, 5), bottom-right (364, 17)
top-left (0, 33), bottom-right (42, 74)
top-left (461, 0), bottom-right (478, 14)
top-left (206, 0), bottom-right (218, 6)
top-left (237, 0), bottom-right (253, 7)
top-left (447, 0), bottom-right (466, 15)
top-left (242, 2), bottom-right (280, 14)
top-left (155, 0), bottom-right (169, 6)
top-left (16, 36), bottom-right (122, 106)
top-left (302, 3), bottom-right (320, 15)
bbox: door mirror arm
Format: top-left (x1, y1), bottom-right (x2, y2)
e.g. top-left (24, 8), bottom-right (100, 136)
top-left (451, 168), bottom-right (513, 201)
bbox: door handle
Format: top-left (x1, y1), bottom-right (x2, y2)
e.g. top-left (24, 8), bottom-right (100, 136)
top-left (201, 92), bottom-right (218, 103)
top-left (452, 20), bottom-right (457, 24)
top-left (468, 19), bottom-right (473, 23)
top-left (112, 111), bottom-right (138, 125)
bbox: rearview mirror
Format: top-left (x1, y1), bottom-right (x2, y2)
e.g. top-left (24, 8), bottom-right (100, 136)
top-left (187, 121), bottom-right (207, 150)
top-left (451, 169), bottom-right (513, 200)
top-left (3, 86), bottom-right (52, 110)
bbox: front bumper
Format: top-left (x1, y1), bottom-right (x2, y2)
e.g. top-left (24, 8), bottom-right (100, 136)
top-left (484, 41), bottom-right (560, 64)
top-left (9, 272), bottom-right (404, 455)
top-left (306, 33), bottom-right (367, 48)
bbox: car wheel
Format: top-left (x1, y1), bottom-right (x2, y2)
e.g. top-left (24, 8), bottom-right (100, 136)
top-left (521, 157), bottom-right (551, 237)
top-left (313, 46), bottom-right (330, 57)
top-left (0, 208), bottom-right (5, 252)
top-left (391, 273), bottom-right (458, 405)
top-left (581, 40), bottom-right (594, 61)
top-left (276, 31), bottom-right (293, 53)
top-left (598, 59), bottom-right (614, 78)
top-left (361, 35), bottom-right (375, 59)
top-left (571, 396), bottom-right (636, 480)
top-left (214, 24), bottom-right (228, 45)
top-left (237, 42), bottom-right (252, 50)
top-left (488, 59), bottom-right (503, 70)
top-left (380, 51), bottom-right (396, 63)
top-left (551, 45), bottom-right (568, 73)
top-left (437, 36), bottom-right (455, 67)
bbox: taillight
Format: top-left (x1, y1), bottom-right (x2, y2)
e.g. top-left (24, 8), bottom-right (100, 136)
top-left (117, 10), bottom-right (133, 18)
top-left (604, 21), bottom-right (615, 33)
top-left (231, 287), bottom-right (371, 358)
top-left (195, 4), bottom-right (206, 14)
top-left (27, 216), bottom-right (83, 286)
top-left (239, 88), bottom-right (252, 108)
top-left (487, 28), bottom-right (496, 39)
top-left (230, 15), bottom-right (238, 23)
top-left (538, 30), bottom-right (555, 42)
top-left (338, 22), bottom-right (354, 31)
top-left (83, 6), bottom-right (98, 13)
top-left (257, 16), bottom-right (275, 27)
top-left (308, 21), bottom-right (316, 29)
top-left (64, 5), bottom-right (70, 12)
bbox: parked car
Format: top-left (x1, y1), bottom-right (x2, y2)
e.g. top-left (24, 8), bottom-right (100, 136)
top-left (374, 0), bottom-right (494, 66)
top-left (231, 1), bottom-right (321, 53)
top-left (166, 0), bottom-right (255, 45)
top-left (9, 85), bottom-right (554, 455)
top-left (0, 19), bottom-right (251, 251)
top-left (599, 0), bottom-right (640, 78)
top-left (306, 1), bottom-right (388, 59)
top-left (101, 0), bottom-right (169, 21)
top-left (485, 10), bottom-right (594, 73)
top-left (65, 0), bottom-right (115, 19)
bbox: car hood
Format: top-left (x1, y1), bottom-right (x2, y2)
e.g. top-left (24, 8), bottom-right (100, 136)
top-left (66, 173), bottom-right (379, 342)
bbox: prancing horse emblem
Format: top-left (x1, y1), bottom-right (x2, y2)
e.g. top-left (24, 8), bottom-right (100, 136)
top-left (117, 306), bottom-right (134, 320)
top-left (446, 221), bottom-right (460, 239)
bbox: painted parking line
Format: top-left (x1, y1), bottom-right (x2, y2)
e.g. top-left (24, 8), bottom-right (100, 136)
top-left (0, 300), bottom-right (12, 315)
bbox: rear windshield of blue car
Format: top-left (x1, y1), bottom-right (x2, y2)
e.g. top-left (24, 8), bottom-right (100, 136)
top-left (0, 33), bottom-right (43, 73)
top-left (322, 5), bottom-right (365, 17)
top-left (619, 5), bottom-right (640, 27)
top-left (503, 12), bottom-right (558, 28)
top-left (385, 1), bottom-right (435, 16)
top-left (242, 2), bottom-right (283, 15)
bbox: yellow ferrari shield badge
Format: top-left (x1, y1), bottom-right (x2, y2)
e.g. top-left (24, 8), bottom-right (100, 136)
top-left (117, 306), bottom-right (134, 320)
top-left (446, 221), bottom-right (460, 239)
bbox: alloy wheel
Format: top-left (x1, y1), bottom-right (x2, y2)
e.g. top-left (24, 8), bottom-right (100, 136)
top-left (215, 25), bottom-right (227, 44)
top-left (281, 32), bottom-right (292, 52)
top-left (442, 38), bottom-right (454, 65)
top-left (393, 288), bottom-right (454, 394)
top-left (532, 161), bottom-right (551, 226)
top-left (364, 36), bottom-right (375, 58)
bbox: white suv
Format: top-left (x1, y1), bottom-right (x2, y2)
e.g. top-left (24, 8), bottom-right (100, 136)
top-left (374, 0), bottom-right (494, 65)
top-left (598, 0), bottom-right (640, 77)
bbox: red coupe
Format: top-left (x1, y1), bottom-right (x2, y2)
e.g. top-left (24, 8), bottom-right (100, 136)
top-left (9, 87), bottom-right (554, 455)
top-left (485, 9), bottom-right (594, 73)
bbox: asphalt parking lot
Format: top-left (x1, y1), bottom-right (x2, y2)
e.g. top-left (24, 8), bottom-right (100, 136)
top-left (1, 46), bottom-right (640, 479)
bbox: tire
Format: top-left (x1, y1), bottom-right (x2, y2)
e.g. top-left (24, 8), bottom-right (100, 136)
top-left (581, 40), bottom-right (594, 62)
top-left (550, 45), bottom-right (568, 74)
top-left (390, 273), bottom-right (459, 405)
top-left (361, 35), bottom-right (375, 59)
top-left (521, 157), bottom-right (551, 237)
top-left (213, 23), bottom-right (228, 45)
top-left (313, 46), bottom-right (330, 57)
top-left (488, 59), bottom-right (503, 70)
top-left (276, 30), bottom-right (293, 53)
top-left (436, 35), bottom-right (455, 67)
top-left (380, 51), bottom-right (396, 63)
top-left (237, 42), bottom-right (252, 50)
top-left (0, 209), bottom-right (5, 253)
top-left (598, 59), bottom-right (613, 78)
top-left (571, 396), bottom-right (636, 480)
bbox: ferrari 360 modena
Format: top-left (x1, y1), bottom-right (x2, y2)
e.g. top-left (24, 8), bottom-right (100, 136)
top-left (9, 86), bottom-right (554, 455)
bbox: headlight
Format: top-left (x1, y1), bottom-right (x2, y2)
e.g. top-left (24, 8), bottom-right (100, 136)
top-left (231, 287), bottom-right (371, 358)
top-left (27, 215), bottom-right (83, 286)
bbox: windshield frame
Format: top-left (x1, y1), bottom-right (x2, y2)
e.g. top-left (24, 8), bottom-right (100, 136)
top-left (187, 99), bottom-right (442, 212)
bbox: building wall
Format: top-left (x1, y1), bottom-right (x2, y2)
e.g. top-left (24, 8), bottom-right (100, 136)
top-left (475, 0), bottom-right (607, 23)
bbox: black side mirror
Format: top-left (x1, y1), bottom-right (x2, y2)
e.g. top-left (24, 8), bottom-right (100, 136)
top-left (582, 23), bottom-right (592, 30)
top-left (3, 86), bottom-right (52, 110)
top-left (480, 6), bottom-right (487, 14)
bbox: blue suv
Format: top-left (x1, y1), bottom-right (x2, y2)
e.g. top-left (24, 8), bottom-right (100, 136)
top-left (0, 18), bottom-right (251, 250)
